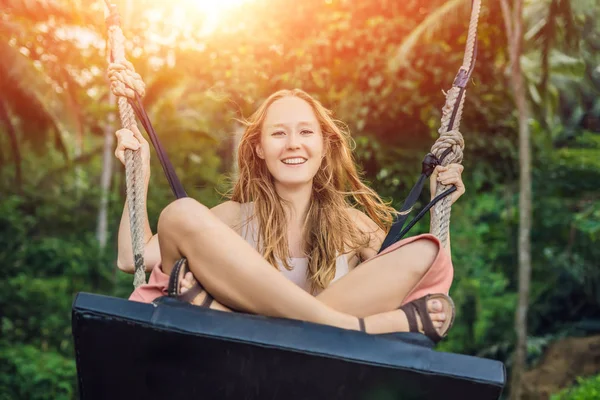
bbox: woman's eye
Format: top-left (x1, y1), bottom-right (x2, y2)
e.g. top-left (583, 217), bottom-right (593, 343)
top-left (272, 131), bottom-right (285, 136)
top-left (301, 130), bottom-right (314, 135)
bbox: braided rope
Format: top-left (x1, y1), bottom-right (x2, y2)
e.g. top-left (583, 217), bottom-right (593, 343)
top-left (430, 0), bottom-right (481, 247)
top-left (106, 15), bottom-right (147, 288)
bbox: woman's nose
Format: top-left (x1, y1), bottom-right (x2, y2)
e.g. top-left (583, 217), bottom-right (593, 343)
top-left (286, 133), bottom-right (301, 149)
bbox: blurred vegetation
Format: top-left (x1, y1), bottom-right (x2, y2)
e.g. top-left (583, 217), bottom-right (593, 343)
top-left (552, 374), bottom-right (600, 400)
top-left (0, 0), bottom-right (599, 398)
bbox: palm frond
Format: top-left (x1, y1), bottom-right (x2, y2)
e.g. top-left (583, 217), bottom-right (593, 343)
top-left (388, 0), bottom-right (472, 72)
top-left (142, 68), bottom-right (185, 110)
top-left (0, 41), bottom-right (70, 158)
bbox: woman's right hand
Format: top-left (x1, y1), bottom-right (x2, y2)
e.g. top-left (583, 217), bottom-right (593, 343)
top-left (114, 125), bottom-right (151, 180)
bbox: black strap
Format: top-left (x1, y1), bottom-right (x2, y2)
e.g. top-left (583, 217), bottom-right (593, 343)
top-left (381, 154), bottom-right (439, 246)
top-left (129, 95), bottom-right (188, 199)
top-left (379, 150), bottom-right (453, 253)
top-left (397, 186), bottom-right (456, 241)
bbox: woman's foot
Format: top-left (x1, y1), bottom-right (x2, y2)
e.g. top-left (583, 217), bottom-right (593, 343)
top-left (361, 294), bottom-right (454, 341)
top-left (168, 258), bottom-right (232, 312)
top-left (179, 271), bottom-right (232, 312)
top-left (399, 294), bottom-right (454, 342)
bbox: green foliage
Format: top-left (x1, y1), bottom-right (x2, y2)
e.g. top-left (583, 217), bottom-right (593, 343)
top-left (0, 343), bottom-right (76, 400)
top-left (0, 182), bottom-right (126, 398)
top-left (552, 374), bottom-right (600, 400)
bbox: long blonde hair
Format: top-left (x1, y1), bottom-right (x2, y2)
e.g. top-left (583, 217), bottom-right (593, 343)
top-left (230, 89), bottom-right (396, 291)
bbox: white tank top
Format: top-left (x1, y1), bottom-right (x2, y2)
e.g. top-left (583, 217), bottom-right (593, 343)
top-left (239, 202), bottom-right (349, 294)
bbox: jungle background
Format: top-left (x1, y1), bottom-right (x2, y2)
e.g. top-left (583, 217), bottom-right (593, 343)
top-left (1, 0), bottom-right (599, 399)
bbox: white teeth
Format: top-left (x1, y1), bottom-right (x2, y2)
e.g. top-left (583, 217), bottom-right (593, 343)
top-left (282, 158), bottom-right (306, 165)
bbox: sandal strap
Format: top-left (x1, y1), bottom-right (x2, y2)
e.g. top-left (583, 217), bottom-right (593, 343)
top-left (166, 257), bottom-right (216, 308)
top-left (399, 303), bottom-right (419, 333)
top-left (199, 291), bottom-right (214, 308)
top-left (177, 282), bottom-right (203, 303)
top-left (414, 296), bottom-right (442, 343)
top-left (167, 258), bottom-right (187, 297)
top-left (358, 318), bottom-right (366, 332)
top-left (400, 296), bottom-right (443, 343)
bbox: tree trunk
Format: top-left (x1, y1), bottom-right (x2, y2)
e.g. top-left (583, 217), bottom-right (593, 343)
top-left (0, 99), bottom-right (22, 192)
top-left (97, 5), bottom-right (120, 250)
top-left (40, 144), bottom-right (104, 183)
top-left (501, 0), bottom-right (532, 399)
top-left (511, 66), bottom-right (532, 400)
top-left (96, 91), bottom-right (116, 250)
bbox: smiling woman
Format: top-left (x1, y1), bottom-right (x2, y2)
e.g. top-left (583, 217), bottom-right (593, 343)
top-left (256, 96), bottom-right (325, 190)
top-left (72, 1), bottom-right (506, 398)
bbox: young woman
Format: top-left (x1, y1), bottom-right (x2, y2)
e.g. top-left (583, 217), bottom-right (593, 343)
top-left (115, 89), bottom-right (465, 342)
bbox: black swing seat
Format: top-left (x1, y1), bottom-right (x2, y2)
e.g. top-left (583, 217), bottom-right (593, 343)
top-left (72, 292), bottom-right (505, 399)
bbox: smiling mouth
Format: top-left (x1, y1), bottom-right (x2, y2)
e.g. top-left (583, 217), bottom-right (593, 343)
top-left (281, 157), bottom-right (307, 165)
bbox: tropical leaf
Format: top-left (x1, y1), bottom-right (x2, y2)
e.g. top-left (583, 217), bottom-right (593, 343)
top-left (142, 67), bottom-right (186, 110)
top-left (388, 0), bottom-right (472, 72)
top-left (0, 40), bottom-right (69, 157)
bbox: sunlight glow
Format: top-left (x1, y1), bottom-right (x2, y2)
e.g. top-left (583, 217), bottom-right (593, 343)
top-left (170, 0), bottom-right (253, 35)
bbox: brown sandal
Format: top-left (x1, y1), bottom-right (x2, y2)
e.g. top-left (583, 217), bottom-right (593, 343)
top-left (399, 293), bottom-right (455, 343)
top-left (167, 258), bottom-right (213, 308)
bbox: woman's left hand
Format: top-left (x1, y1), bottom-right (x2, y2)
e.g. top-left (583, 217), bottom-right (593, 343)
top-left (430, 163), bottom-right (466, 206)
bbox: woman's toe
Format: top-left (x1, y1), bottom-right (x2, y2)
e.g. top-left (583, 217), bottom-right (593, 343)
top-left (430, 312), bottom-right (446, 322)
top-left (184, 272), bottom-right (195, 285)
top-left (427, 299), bottom-right (442, 313)
top-left (179, 271), bottom-right (195, 294)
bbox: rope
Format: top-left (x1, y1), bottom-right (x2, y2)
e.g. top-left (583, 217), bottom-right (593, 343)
top-left (429, 0), bottom-right (481, 247)
top-left (105, 3), bottom-right (147, 288)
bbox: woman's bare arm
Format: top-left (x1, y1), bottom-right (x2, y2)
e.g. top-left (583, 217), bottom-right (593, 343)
top-left (116, 189), bottom-right (161, 273)
top-left (347, 208), bottom-right (386, 262)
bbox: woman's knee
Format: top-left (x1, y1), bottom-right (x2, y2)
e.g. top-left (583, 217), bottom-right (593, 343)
top-left (157, 198), bottom-right (211, 236)
top-left (405, 235), bottom-right (441, 275)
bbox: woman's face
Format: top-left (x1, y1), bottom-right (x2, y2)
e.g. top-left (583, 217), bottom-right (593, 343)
top-left (257, 96), bottom-right (324, 188)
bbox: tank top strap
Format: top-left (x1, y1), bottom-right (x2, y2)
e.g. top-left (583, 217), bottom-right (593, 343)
top-left (333, 252), bottom-right (350, 282)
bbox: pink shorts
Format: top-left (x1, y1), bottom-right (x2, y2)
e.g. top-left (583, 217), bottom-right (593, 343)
top-left (129, 233), bottom-right (454, 306)
top-left (363, 233), bottom-right (454, 306)
top-left (128, 261), bottom-right (170, 303)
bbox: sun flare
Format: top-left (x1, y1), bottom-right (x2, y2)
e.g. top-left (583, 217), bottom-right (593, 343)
top-left (188, 0), bottom-right (253, 15)
top-left (171, 0), bottom-right (253, 34)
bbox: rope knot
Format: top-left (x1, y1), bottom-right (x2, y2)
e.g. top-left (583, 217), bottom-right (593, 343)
top-left (430, 129), bottom-right (464, 165)
top-left (108, 60), bottom-right (145, 99)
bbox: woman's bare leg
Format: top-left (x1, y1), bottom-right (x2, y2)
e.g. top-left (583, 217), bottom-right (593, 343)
top-left (316, 237), bottom-right (444, 316)
top-left (158, 198), bottom-right (358, 331)
top-left (161, 198), bottom-right (449, 335)
top-left (315, 237), bottom-right (450, 333)
top-left (179, 263), bottom-right (447, 332)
